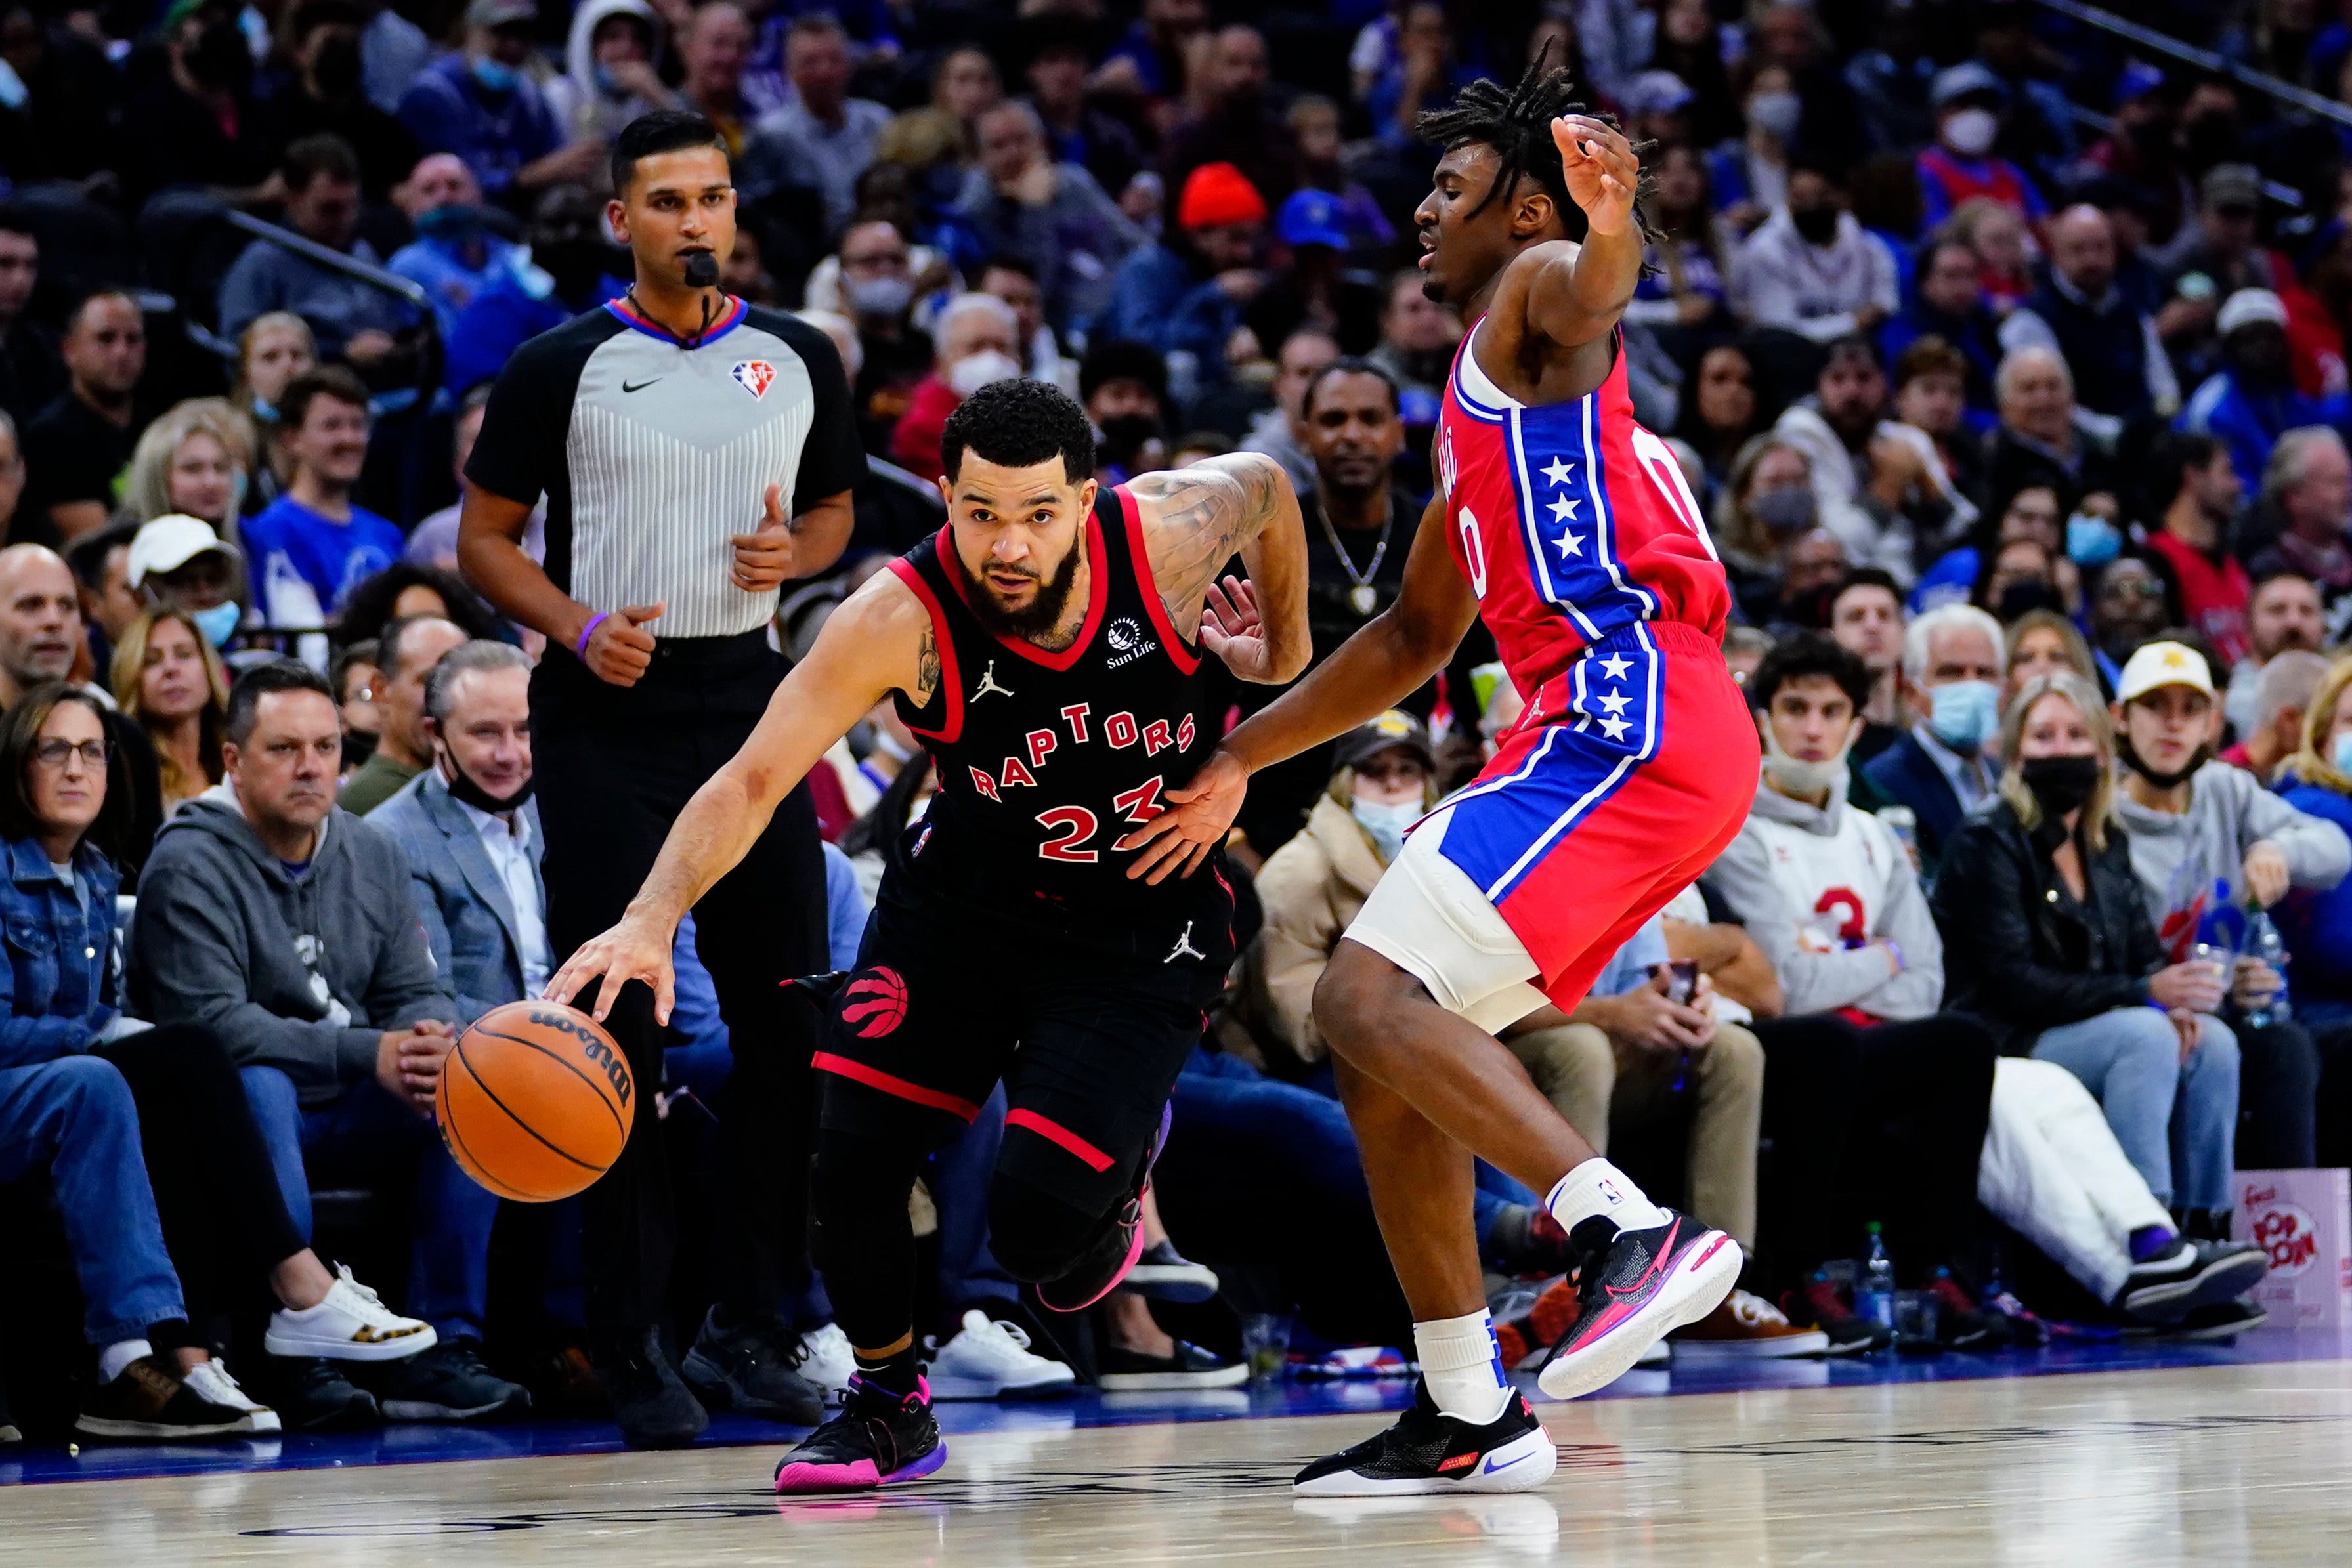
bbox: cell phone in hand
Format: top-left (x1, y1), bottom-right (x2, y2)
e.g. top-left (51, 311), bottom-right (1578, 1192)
top-left (1666, 959), bottom-right (1700, 1004)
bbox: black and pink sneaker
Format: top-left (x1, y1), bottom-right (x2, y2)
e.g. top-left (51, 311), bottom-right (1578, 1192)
top-left (1535, 1211), bottom-right (1741, 1400)
top-left (1035, 1103), bottom-right (1172, 1313)
top-left (771, 1375), bottom-right (946, 1494)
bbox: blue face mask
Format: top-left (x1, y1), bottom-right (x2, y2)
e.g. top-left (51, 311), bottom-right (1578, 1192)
top-left (471, 55), bottom-right (520, 94)
top-left (416, 203), bottom-right (482, 242)
top-left (2066, 513), bottom-right (2122, 567)
top-left (1927, 679), bottom-right (2001, 753)
top-left (191, 601), bottom-right (242, 648)
top-left (2333, 732), bottom-right (2352, 778)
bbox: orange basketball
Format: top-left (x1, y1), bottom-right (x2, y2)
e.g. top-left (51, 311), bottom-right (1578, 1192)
top-left (437, 1001), bottom-right (635, 1202)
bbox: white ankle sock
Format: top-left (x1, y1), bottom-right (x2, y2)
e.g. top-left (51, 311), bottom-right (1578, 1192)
top-left (1413, 1310), bottom-right (1510, 1426)
top-left (1545, 1158), bottom-right (1667, 1237)
top-left (98, 1338), bottom-right (152, 1384)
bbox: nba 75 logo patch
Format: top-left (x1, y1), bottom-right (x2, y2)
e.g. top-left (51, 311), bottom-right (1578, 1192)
top-left (731, 360), bottom-right (776, 399)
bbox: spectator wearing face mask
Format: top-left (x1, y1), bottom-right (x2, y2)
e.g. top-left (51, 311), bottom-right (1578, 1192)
top-left (1731, 158), bottom-right (1900, 345)
top-left (1863, 603), bottom-right (2005, 881)
top-left (443, 186), bottom-right (630, 399)
top-left (1709, 63), bottom-right (1798, 236)
top-left (398, 0), bottom-right (601, 200)
top-left (1715, 436), bottom-right (1824, 629)
top-left (1914, 65), bottom-right (2045, 230)
top-left (388, 155), bottom-right (524, 343)
top-left (2108, 641), bottom-right (2347, 1170)
top-left (1772, 333), bottom-right (1973, 585)
top-left (255, 0), bottom-right (424, 200)
top-left (887, 293), bottom-right (1025, 484)
top-left (127, 515), bottom-right (246, 655)
top-left (544, 0), bottom-right (678, 150)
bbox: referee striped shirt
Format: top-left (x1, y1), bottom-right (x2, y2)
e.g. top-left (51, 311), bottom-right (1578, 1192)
top-left (465, 295), bottom-right (863, 639)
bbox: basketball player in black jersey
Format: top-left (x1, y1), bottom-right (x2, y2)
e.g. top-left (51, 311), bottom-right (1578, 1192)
top-left (548, 379), bottom-right (1308, 1492)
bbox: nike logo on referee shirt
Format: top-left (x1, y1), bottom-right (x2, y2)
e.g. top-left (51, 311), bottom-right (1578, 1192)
top-left (622, 377), bottom-right (662, 393)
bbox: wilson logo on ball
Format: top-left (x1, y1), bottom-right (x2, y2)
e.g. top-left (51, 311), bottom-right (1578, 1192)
top-left (843, 968), bottom-right (909, 1037)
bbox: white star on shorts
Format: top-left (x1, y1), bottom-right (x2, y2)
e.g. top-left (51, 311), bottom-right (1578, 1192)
top-left (1597, 690), bottom-right (1631, 715)
top-left (1547, 493), bottom-right (1581, 522)
top-left (1554, 530), bottom-right (1583, 559)
top-left (1598, 653), bottom-right (1633, 681)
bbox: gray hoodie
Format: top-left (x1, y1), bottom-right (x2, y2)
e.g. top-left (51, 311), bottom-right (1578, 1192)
top-left (1702, 765), bottom-right (1945, 1020)
top-left (126, 782), bottom-right (454, 1107)
top-left (2112, 759), bottom-right (2351, 960)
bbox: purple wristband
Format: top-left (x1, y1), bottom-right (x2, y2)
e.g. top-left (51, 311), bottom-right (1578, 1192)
top-left (574, 611), bottom-right (610, 658)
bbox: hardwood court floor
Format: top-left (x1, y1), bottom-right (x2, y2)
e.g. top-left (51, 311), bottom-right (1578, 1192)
top-left (7, 1359), bottom-right (2352, 1566)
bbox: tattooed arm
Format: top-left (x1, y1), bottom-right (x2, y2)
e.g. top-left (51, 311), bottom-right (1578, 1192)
top-left (544, 571), bottom-right (930, 1023)
top-left (1127, 451), bottom-right (1311, 684)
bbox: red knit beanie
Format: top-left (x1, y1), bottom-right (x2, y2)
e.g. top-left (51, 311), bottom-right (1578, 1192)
top-left (1177, 162), bottom-right (1269, 231)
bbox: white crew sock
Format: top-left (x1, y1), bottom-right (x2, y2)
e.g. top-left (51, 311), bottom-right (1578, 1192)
top-left (1413, 1309), bottom-right (1510, 1426)
top-left (98, 1337), bottom-right (153, 1384)
top-left (1545, 1158), bottom-right (1667, 1237)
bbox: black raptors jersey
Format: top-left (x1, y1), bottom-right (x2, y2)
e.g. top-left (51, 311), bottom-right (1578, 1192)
top-left (881, 484), bottom-right (1233, 956)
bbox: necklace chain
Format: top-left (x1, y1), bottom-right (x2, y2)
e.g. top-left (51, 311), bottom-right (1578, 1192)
top-left (1316, 500), bottom-right (1392, 591)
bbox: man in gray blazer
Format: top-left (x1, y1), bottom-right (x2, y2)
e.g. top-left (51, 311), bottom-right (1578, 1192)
top-left (372, 641), bottom-right (545, 1025)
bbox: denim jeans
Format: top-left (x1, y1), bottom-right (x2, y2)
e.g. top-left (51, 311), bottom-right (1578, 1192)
top-left (930, 1084), bottom-right (1020, 1328)
top-left (0, 1055), bottom-right (186, 1345)
top-left (2032, 1006), bottom-right (2240, 1210)
top-left (241, 1065), bottom-right (499, 1342)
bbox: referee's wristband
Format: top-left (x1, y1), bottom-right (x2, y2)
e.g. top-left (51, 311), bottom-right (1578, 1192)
top-left (574, 612), bottom-right (610, 658)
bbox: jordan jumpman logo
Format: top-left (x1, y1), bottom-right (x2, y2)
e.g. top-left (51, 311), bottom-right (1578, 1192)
top-left (973, 660), bottom-right (1015, 700)
top-left (1164, 922), bottom-right (1205, 963)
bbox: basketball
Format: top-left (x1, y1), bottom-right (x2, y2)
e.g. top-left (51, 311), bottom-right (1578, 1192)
top-left (437, 1001), bottom-right (635, 1202)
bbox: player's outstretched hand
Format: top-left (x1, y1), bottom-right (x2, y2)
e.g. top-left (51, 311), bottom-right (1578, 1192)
top-left (1551, 115), bottom-right (1639, 238)
top-left (731, 483), bottom-right (796, 593)
top-left (544, 914), bottom-right (679, 1026)
top-left (1198, 574), bottom-right (1275, 681)
top-left (1119, 747), bottom-right (1247, 883)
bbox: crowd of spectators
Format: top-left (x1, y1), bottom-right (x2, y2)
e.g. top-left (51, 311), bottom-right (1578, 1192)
top-left (11, 0), bottom-right (2352, 1447)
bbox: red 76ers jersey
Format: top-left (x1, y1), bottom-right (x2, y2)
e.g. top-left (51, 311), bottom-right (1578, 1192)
top-left (1436, 325), bottom-right (1731, 719)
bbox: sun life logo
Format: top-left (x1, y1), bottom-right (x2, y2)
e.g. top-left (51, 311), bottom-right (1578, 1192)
top-left (1107, 617), bottom-right (1142, 652)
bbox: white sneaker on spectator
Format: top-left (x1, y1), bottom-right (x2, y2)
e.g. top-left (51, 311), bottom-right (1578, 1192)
top-left (181, 1361), bottom-right (282, 1434)
top-left (927, 1311), bottom-right (1077, 1400)
top-left (263, 1265), bottom-right (438, 1362)
top-left (792, 1321), bottom-right (856, 1403)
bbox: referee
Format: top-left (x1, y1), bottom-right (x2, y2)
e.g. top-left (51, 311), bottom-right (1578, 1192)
top-left (458, 112), bottom-right (861, 1451)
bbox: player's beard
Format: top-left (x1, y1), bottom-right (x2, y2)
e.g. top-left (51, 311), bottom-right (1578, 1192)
top-left (954, 536), bottom-right (1084, 643)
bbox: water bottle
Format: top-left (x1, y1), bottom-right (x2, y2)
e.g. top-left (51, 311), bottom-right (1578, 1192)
top-left (2243, 909), bottom-right (2292, 1027)
top-left (1856, 1223), bottom-right (1896, 1330)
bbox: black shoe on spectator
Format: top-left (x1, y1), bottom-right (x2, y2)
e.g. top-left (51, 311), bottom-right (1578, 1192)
top-left (2116, 1240), bottom-right (2270, 1323)
top-left (2162, 1298), bottom-right (2269, 1341)
top-left (1926, 1270), bottom-right (2005, 1351)
top-left (74, 1355), bottom-right (267, 1441)
top-left (267, 1357), bottom-right (381, 1430)
top-left (682, 1307), bottom-right (824, 1424)
top-left (1783, 1273), bottom-right (1893, 1355)
top-left (375, 1341), bottom-right (530, 1422)
top-left (1123, 1240), bottom-right (1220, 1304)
top-left (1099, 1339), bottom-right (1247, 1391)
top-left (601, 1327), bottom-right (708, 1450)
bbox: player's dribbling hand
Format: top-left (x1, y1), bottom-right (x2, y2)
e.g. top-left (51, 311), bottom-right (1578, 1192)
top-left (1550, 115), bottom-right (1640, 238)
top-left (1198, 574), bottom-right (1274, 681)
top-left (584, 601), bottom-right (664, 687)
top-left (731, 483), bottom-right (797, 594)
top-left (1119, 747), bottom-right (1247, 883)
top-left (544, 916), bottom-right (679, 1027)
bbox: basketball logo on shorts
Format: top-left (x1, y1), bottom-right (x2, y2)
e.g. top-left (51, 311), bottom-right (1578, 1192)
top-left (842, 967), bottom-right (909, 1037)
top-left (732, 360), bottom-right (776, 399)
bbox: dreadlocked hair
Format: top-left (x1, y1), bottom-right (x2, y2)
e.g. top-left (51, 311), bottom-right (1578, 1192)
top-left (1413, 47), bottom-right (1662, 255)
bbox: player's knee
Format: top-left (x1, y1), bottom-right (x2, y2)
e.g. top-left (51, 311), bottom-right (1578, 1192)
top-left (985, 1169), bottom-right (1105, 1284)
top-left (1313, 944), bottom-right (1413, 1066)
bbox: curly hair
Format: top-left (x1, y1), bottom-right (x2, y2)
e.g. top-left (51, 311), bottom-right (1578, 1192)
top-left (1413, 47), bottom-right (1660, 250)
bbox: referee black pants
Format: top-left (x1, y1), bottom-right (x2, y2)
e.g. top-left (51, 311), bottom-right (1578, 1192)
top-left (533, 633), bottom-right (827, 1340)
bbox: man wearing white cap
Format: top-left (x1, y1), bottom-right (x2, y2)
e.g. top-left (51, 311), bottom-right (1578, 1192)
top-left (126, 514), bottom-right (246, 650)
top-left (2109, 638), bottom-right (2348, 1174)
top-left (2177, 286), bottom-right (2352, 494)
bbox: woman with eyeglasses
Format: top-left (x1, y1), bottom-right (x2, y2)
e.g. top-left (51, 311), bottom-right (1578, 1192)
top-left (0, 682), bottom-right (431, 1435)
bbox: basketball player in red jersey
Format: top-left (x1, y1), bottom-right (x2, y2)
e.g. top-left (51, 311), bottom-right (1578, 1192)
top-left (1125, 62), bottom-right (1757, 1495)
top-left (547, 379), bottom-right (1308, 1493)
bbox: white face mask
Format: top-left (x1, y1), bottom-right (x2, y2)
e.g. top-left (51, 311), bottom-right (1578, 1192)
top-left (948, 349), bottom-right (1023, 397)
top-left (1350, 795), bottom-right (1421, 862)
top-left (1943, 106), bottom-right (1999, 158)
top-left (1761, 720), bottom-right (1853, 799)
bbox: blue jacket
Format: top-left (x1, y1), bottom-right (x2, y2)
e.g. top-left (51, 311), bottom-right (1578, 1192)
top-left (443, 271), bottom-right (627, 397)
top-left (2276, 783), bottom-right (2352, 1011)
top-left (1861, 731), bottom-right (1972, 879)
top-left (396, 54), bottom-right (563, 198)
top-left (2177, 370), bottom-right (2352, 495)
top-left (1092, 244), bottom-right (1243, 373)
top-left (0, 836), bottom-right (121, 1070)
top-left (370, 769), bottom-right (543, 1028)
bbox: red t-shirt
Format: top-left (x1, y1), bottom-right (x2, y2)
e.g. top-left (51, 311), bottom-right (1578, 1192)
top-left (2147, 530), bottom-right (2252, 667)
